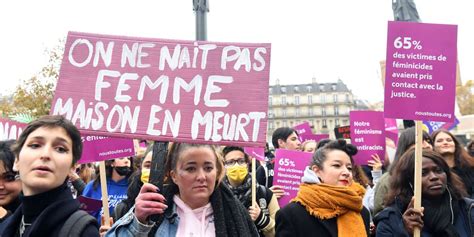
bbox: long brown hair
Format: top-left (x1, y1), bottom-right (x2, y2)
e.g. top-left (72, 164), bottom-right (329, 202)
top-left (431, 129), bottom-right (474, 169)
top-left (385, 148), bottom-right (467, 208)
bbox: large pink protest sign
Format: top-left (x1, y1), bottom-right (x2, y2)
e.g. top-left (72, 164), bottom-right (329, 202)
top-left (0, 118), bottom-right (26, 140)
top-left (273, 149), bottom-right (313, 207)
top-left (51, 32), bottom-right (271, 147)
top-left (80, 135), bottom-right (135, 163)
top-left (384, 21), bottom-right (457, 123)
top-left (350, 111), bottom-right (386, 165)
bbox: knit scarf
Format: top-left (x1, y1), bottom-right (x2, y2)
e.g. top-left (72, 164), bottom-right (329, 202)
top-left (292, 182), bottom-right (366, 237)
top-left (224, 175), bottom-right (252, 207)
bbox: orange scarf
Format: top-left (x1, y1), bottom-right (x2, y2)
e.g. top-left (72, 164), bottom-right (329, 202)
top-left (292, 182), bottom-right (366, 237)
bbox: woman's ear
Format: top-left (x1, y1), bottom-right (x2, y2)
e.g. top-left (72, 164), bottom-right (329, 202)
top-left (277, 139), bottom-right (285, 148)
top-left (170, 170), bottom-right (177, 183)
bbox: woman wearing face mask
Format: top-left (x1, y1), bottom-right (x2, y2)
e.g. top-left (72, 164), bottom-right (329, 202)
top-left (106, 143), bottom-right (259, 237)
top-left (113, 149), bottom-right (152, 221)
top-left (276, 139), bottom-right (370, 237)
top-left (432, 129), bottom-right (474, 198)
top-left (0, 140), bottom-right (22, 231)
top-left (222, 146), bottom-right (279, 237)
top-left (82, 157), bottom-right (132, 223)
top-left (374, 148), bottom-right (473, 236)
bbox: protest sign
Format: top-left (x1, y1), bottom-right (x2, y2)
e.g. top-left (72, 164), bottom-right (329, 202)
top-left (384, 21), bottom-right (457, 122)
top-left (422, 117), bottom-right (459, 134)
top-left (350, 111), bottom-right (386, 165)
top-left (293, 122), bottom-right (312, 142)
top-left (273, 149), bottom-right (313, 207)
top-left (334, 125), bottom-right (351, 139)
top-left (384, 118), bottom-right (399, 145)
top-left (301, 133), bottom-right (329, 143)
top-left (80, 135), bottom-right (135, 163)
top-left (51, 32), bottom-right (271, 147)
top-left (244, 147), bottom-right (265, 161)
top-left (0, 118), bottom-right (26, 140)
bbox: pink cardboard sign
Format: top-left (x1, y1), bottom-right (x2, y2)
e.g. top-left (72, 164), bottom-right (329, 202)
top-left (293, 122), bottom-right (311, 142)
top-left (80, 135), bottom-right (135, 163)
top-left (384, 118), bottom-right (399, 145)
top-left (273, 149), bottom-right (313, 207)
top-left (0, 118), bottom-right (26, 140)
top-left (243, 147), bottom-right (265, 161)
top-left (384, 21), bottom-right (457, 123)
top-left (350, 111), bottom-right (386, 165)
top-left (51, 32), bottom-right (271, 147)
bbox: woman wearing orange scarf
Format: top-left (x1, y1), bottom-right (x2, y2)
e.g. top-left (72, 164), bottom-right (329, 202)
top-left (275, 139), bottom-right (370, 237)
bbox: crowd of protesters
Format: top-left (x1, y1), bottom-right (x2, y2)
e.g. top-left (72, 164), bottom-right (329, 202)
top-left (0, 115), bottom-right (473, 236)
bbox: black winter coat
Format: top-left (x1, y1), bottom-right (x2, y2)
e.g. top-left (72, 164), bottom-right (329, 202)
top-left (276, 202), bottom-right (370, 237)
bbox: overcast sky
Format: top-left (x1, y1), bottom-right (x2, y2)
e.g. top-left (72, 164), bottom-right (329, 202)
top-left (1, 0), bottom-right (472, 103)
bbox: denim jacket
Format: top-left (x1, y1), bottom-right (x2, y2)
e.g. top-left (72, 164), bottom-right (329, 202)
top-left (105, 204), bottom-right (179, 237)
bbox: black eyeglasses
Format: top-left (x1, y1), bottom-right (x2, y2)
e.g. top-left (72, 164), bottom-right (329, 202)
top-left (0, 171), bottom-right (19, 182)
top-left (224, 158), bottom-right (247, 167)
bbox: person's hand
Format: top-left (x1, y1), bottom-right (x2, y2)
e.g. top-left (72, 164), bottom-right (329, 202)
top-left (68, 167), bottom-right (80, 181)
top-left (248, 204), bottom-right (261, 221)
top-left (402, 197), bottom-right (424, 235)
top-left (134, 183), bottom-right (168, 224)
top-left (367, 154), bottom-right (383, 171)
top-left (269, 185), bottom-right (285, 199)
top-left (99, 215), bottom-right (114, 237)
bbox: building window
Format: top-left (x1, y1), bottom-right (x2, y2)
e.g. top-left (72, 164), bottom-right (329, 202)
top-left (333, 94), bottom-right (338, 103)
top-left (283, 120), bottom-right (288, 127)
top-left (294, 86), bottom-right (299, 92)
top-left (306, 86), bottom-right (312, 92)
top-left (308, 107), bottom-right (313, 116)
top-left (281, 87), bottom-right (286, 93)
top-left (334, 106), bottom-right (339, 115)
top-left (322, 119), bottom-right (327, 128)
top-left (295, 108), bottom-right (300, 117)
top-left (269, 109), bottom-right (274, 118)
top-left (269, 121), bottom-right (274, 130)
top-left (322, 107), bottom-right (326, 116)
top-left (321, 94), bottom-right (326, 103)
top-left (282, 96), bottom-right (286, 105)
top-left (269, 97), bottom-right (272, 106)
top-left (332, 84), bottom-right (336, 91)
top-left (295, 96), bottom-right (300, 105)
top-left (308, 95), bottom-right (312, 104)
top-left (319, 84), bottom-right (325, 91)
top-left (345, 94), bottom-right (350, 102)
top-left (335, 119), bottom-right (339, 127)
top-left (269, 88), bottom-right (272, 94)
top-left (282, 108), bottom-right (287, 117)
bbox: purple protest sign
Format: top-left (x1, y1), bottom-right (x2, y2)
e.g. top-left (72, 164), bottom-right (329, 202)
top-left (384, 21), bottom-right (457, 123)
top-left (293, 122), bottom-right (312, 142)
top-left (243, 147), bottom-right (265, 161)
top-left (51, 32), bottom-right (271, 147)
top-left (0, 118), bottom-right (26, 140)
top-left (80, 135), bottom-right (135, 163)
top-left (350, 111), bottom-right (386, 165)
top-left (301, 133), bottom-right (329, 143)
top-left (78, 195), bottom-right (103, 215)
top-left (273, 149), bottom-right (313, 207)
top-left (384, 118), bottom-right (398, 145)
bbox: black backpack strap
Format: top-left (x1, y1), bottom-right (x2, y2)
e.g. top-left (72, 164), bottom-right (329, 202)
top-left (59, 210), bottom-right (98, 237)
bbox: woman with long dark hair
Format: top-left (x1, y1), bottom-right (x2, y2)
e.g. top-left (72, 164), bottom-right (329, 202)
top-left (432, 129), bottom-right (474, 198)
top-left (375, 148), bottom-right (473, 236)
